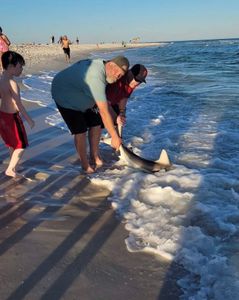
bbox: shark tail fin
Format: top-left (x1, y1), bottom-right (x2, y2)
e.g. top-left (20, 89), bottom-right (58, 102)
top-left (156, 149), bottom-right (171, 166)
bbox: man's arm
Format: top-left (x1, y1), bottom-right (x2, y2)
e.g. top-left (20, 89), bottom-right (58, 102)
top-left (96, 101), bottom-right (121, 150)
top-left (118, 98), bottom-right (128, 112)
top-left (10, 80), bottom-right (35, 128)
top-left (116, 97), bottom-right (128, 126)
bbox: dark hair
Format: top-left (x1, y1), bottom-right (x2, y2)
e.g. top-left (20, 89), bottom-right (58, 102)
top-left (1, 51), bottom-right (25, 70)
top-left (130, 64), bottom-right (148, 83)
top-left (0, 27), bottom-right (2, 33)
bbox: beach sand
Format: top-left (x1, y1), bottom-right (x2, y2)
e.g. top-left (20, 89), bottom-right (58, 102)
top-left (0, 43), bottom-right (183, 299)
top-left (10, 42), bottom-right (164, 75)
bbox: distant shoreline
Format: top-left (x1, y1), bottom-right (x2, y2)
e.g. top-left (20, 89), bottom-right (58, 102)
top-left (156, 36), bottom-right (239, 43)
top-left (9, 42), bottom-right (165, 75)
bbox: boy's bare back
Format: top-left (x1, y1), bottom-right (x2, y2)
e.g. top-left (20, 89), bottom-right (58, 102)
top-left (0, 76), bottom-right (20, 113)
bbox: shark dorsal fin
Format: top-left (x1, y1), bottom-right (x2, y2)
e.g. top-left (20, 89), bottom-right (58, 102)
top-left (156, 149), bottom-right (171, 166)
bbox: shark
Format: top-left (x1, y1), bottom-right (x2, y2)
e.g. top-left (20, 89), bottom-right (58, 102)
top-left (119, 144), bottom-right (171, 172)
top-left (101, 126), bottom-right (172, 173)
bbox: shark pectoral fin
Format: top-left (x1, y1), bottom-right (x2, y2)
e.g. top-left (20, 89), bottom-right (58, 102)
top-left (156, 149), bottom-right (171, 166)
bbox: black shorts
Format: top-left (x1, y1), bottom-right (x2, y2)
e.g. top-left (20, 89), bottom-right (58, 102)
top-left (63, 47), bottom-right (70, 57)
top-left (56, 104), bottom-right (102, 134)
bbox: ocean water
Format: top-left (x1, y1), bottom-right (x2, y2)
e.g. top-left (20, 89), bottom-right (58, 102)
top-left (21, 39), bottom-right (239, 299)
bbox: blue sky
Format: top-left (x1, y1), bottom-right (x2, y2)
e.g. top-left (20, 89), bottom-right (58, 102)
top-left (1, 0), bottom-right (239, 44)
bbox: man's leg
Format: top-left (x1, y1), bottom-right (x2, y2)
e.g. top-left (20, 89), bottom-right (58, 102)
top-left (74, 133), bottom-right (95, 173)
top-left (5, 148), bottom-right (24, 177)
top-left (88, 125), bottom-right (103, 167)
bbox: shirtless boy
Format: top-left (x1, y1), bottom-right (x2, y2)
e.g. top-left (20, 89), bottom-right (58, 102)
top-left (0, 51), bottom-right (35, 177)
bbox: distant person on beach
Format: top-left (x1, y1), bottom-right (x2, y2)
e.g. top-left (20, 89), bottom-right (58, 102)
top-left (58, 36), bottom-right (63, 44)
top-left (0, 51), bottom-right (35, 178)
top-left (61, 35), bottom-right (71, 63)
top-left (76, 37), bottom-right (79, 45)
top-left (106, 64), bottom-right (148, 127)
top-left (0, 27), bottom-right (11, 71)
top-left (51, 56), bottom-right (129, 173)
top-left (51, 35), bottom-right (55, 44)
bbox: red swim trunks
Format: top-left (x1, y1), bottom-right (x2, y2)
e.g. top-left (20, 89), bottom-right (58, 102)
top-left (0, 111), bottom-right (28, 149)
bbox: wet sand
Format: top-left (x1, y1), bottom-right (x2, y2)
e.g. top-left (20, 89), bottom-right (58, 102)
top-left (0, 44), bottom-right (183, 299)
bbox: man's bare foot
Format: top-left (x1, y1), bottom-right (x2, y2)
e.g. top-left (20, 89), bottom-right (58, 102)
top-left (83, 165), bottom-right (95, 174)
top-left (95, 158), bottom-right (103, 168)
top-left (90, 156), bottom-right (103, 168)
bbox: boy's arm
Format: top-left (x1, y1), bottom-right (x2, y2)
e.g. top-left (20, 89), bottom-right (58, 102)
top-left (10, 80), bottom-right (35, 128)
top-left (118, 98), bottom-right (128, 113)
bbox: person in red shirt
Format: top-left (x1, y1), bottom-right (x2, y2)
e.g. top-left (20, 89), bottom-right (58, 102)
top-left (0, 27), bottom-right (11, 71)
top-left (106, 64), bottom-right (148, 127)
